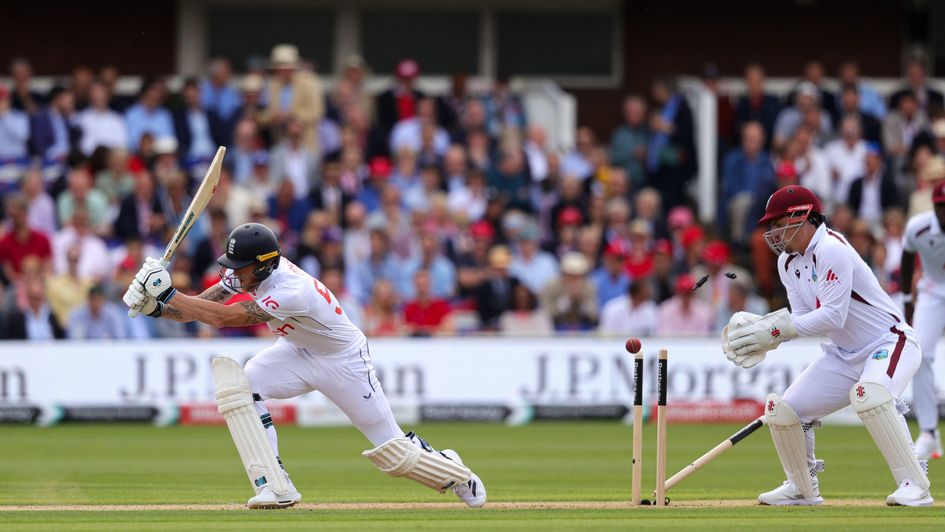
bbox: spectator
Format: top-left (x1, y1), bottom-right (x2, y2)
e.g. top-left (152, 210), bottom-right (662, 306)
top-left (342, 202), bottom-right (371, 269)
top-left (269, 117), bottom-right (319, 200)
top-left (3, 278), bottom-right (65, 340)
top-left (610, 95), bottom-right (650, 188)
top-left (523, 125), bottom-right (550, 183)
top-left (447, 167), bottom-right (488, 223)
top-left (483, 72), bottom-right (526, 138)
top-left (509, 224), bottom-right (559, 294)
top-left (291, 211), bottom-right (327, 276)
top-left (542, 252), bottom-right (597, 331)
top-left (348, 227), bottom-right (399, 305)
top-left (29, 86), bottom-right (79, 164)
top-left (838, 61), bottom-right (886, 119)
top-left (229, 119), bottom-right (263, 184)
top-left (909, 155), bottom-right (945, 217)
top-left (656, 274), bottom-right (715, 336)
top-left (787, 61), bottom-right (839, 124)
top-left (839, 84), bottom-right (882, 145)
top-left (824, 115), bottom-right (868, 205)
top-left (590, 242), bottom-right (631, 309)
top-left (633, 187), bottom-right (667, 239)
top-left (488, 149), bottom-right (531, 212)
top-left (455, 220), bottom-right (495, 297)
top-left (77, 81), bottom-right (130, 155)
top-left (773, 81), bottom-right (831, 152)
top-left (735, 63), bottom-right (781, 148)
top-left (475, 245), bottom-right (519, 330)
top-left (173, 78), bottom-right (224, 173)
top-left (66, 284), bottom-right (126, 340)
top-left (52, 207), bottom-right (110, 281)
top-left (403, 269), bottom-right (454, 337)
top-left (403, 164), bottom-right (443, 213)
top-left (200, 58), bottom-right (242, 136)
top-left (191, 208), bottom-right (229, 286)
top-left (499, 283), bottom-right (553, 336)
top-left (124, 79), bottom-right (175, 151)
top-left (599, 280), bottom-right (657, 336)
top-left (720, 121), bottom-right (774, 240)
top-left (398, 233), bottom-right (456, 300)
top-left (236, 73), bottom-right (266, 125)
top-left (20, 168), bottom-right (56, 236)
top-left (647, 77), bottom-right (697, 209)
top-left (883, 92), bottom-right (928, 184)
top-left (0, 194), bottom-right (52, 283)
top-left (115, 171), bottom-right (164, 242)
top-left (362, 279), bottom-right (405, 336)
top-left (791, 126), bottom-right (831, 205)
top-left (712, 276), bottom-right (769, 333)
top-left (8, 58), bottom-right (43, 113)
top-left (339, 54), bottom-right (376, 123)
top-left (70, 66), bottom-right (95, 112)
top-left (562, 126), bottom-right (597, 180)
top-left (890, 56), bottom-right (944, 114)
top-left (98, 65), bottom-right (133, 113)
top-left (94, 148), bottom-right (135, 205)
top-left (45, 244), bottom-right (94, 326)
top-left (0, 84), bottom-right (30, 161)
top-left (376, 59), bottom-right (425, 137)
top-left (389, 97), bottom-right (450, 156)
top-left (847, 143), bottom-right (898, 226)
top-left (268, 179), bottom-right (312, 237)
top-left (259, 44), bottom-right (325, 154)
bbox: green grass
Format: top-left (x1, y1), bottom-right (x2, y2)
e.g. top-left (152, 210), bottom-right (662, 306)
top-left (0, 422), bottom-right (943, 530)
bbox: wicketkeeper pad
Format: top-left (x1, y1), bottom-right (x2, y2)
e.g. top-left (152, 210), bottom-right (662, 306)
top-left (765, 393), bottom-right (817, 499)
top-left (212, 356), bottom-right (289, 496)
top-left (362, 437), bottom-right (471, 492)
top-left (850, 381), bottom-right (930, 490)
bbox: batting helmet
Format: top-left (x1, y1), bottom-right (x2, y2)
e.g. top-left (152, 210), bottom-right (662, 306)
top-left (217, 223), bottom-right (281, 285)
top-left (758, 185), bottom-right (822, 225)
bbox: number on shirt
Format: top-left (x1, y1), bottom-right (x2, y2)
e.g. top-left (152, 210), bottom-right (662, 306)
top-left (260, 296), bottom-right (280, 310)
top-left (313, 279), bottom-right (343, 315)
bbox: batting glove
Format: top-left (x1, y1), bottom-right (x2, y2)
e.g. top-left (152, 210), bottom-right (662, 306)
top-left (726, 308), bottom-right (797, 357)
top-left (135, 257), bottom-right (176, 303)
top-left (122, 281), bottom-right (159, 316)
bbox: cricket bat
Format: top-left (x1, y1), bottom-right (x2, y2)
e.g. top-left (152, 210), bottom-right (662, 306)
top-left (128, 146), bottom-right (226, 317)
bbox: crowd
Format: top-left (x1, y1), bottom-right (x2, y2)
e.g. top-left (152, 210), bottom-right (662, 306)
top-left (0, 45), bottom-right (939, 340)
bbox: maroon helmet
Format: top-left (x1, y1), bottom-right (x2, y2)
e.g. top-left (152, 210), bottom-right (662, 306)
top-left (760, 185), bottom-right (822, 255)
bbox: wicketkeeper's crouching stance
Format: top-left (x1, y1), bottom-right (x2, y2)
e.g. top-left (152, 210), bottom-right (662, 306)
top-left (723, 185), bottom-right (932, 507)
top-left (123, 223), bottom-right (486, 509)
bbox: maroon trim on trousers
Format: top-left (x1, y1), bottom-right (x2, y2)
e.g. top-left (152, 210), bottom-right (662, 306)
top-left (851, 290), bottom-right (903, 324)
top-left (784, 254), bottom-right (798, 271)
top-left (916, 225), bottom-right (931, 237)
top-left (887, 326), bottom-right (906, 378)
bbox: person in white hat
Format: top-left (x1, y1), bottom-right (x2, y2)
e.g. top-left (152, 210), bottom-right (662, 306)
top-left (259, 44), bottom-right (324, 154)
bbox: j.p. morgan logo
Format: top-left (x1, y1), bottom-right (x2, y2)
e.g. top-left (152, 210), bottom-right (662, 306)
top-left (0, 367), bottom-right (27, 400)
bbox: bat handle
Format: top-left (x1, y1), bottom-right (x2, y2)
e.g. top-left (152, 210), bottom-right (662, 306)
top-left (127, 258), bottom-right (172, 318)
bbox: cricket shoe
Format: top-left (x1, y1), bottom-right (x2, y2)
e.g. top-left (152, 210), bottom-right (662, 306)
top-left (915, 430), bottom-right (943, 461)
top-left (758, 461), bottom-right (825, 507)
top-left (247, 474), bottom-right (302, 509)
top-left (441, 449), bottom-right (487, 508)
top-left (886, 479), bottom-right (933, 507)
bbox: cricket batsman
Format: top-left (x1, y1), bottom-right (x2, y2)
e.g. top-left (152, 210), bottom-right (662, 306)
top-left (723, 185), bottom-right (932, 506)
top-left (122, 223), bottom-right (486, 509)
top-left (900, 181), bottom-right (945, 461)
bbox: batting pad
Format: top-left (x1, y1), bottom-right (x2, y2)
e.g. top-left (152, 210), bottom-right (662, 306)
top-left (363, 437), bottom-right (471, 492)
top-left (765, 394), bottom-right (817, 499)
top-left (212, 357), bottom-right (289, 496)
top-left (850, 381), bottom-right (930, 490)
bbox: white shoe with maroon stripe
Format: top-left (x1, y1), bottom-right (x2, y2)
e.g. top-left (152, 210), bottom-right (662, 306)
top-left (886, 479), bottom-right (933, 507)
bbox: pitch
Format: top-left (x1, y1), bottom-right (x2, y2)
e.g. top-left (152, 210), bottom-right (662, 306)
top-left (0, 422), bottom-right (942, 530)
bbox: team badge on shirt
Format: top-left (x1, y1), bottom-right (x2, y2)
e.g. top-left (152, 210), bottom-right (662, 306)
top-left (870, 349), bottom-right (889, 360)
top-left (811, 268), bottom-right (818, 282)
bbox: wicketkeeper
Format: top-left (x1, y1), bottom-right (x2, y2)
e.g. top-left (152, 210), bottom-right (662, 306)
top-left (723, 185), bottom-right (932, 506)
top-left (123, 223), bottom-right (486, 509)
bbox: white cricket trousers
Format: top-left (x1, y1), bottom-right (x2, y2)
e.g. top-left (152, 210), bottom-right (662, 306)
top-left (782, 327), bottom-right (922, 471)
top-left (912, 291), bottom-right (945, 432)
top-left (244, 338), bottom-right (403, 449)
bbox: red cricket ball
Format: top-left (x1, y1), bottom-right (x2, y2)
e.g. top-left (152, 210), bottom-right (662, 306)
top-left (625, 337), bottom-right (642, 354)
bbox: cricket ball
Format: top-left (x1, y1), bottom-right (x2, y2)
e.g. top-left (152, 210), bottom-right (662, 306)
top-left (625, 337), bottom-right (642, 354)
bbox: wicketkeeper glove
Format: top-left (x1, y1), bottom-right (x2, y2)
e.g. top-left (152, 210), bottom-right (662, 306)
top-left (726, 308), bottom-right (797, 358)
top-left (722, 311), bottom-right (767, 368)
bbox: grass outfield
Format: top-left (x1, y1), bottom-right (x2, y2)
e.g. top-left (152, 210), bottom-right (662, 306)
top-left (0, 422), bottom-right (942, 530)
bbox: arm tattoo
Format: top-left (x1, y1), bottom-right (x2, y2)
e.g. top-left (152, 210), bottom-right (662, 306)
top-left (162, 304), bottom-right (184, 321)
top-left (238, 301), bottom-right (273, 325)
top-left (198, 284), bottom-right (230, 303)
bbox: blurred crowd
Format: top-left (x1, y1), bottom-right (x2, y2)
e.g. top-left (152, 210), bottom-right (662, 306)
top-left (0, 46), bottom-right (938, 340)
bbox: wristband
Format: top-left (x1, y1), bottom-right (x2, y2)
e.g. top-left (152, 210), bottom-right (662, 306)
top-left (148, 301), bottom-right (165, 318)
top-left (157, 287), bottom-right (177, 304)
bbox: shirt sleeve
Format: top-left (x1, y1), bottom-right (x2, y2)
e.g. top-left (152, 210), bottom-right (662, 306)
top-left (901, 223), bottom-right (916, 253)
top-left (792, 244), bottom-right (854, 337)
top-left (255, 284), bottom-right (310, 321)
